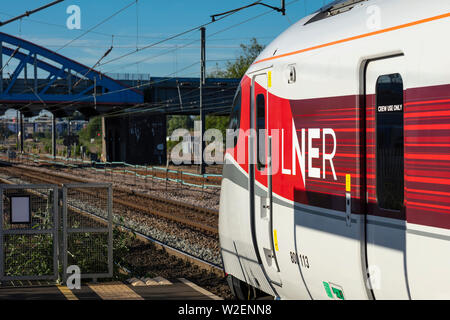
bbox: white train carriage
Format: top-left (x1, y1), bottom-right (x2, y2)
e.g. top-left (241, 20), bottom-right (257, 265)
top-left (219, 0), bottom-right (450, 300)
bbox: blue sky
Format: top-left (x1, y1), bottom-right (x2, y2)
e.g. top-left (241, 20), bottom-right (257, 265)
top-left (0, 0), bottom-right (334, 78)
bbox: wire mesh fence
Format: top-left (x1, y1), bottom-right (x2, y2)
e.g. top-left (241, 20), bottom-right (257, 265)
top-left (0, 183), bottom-right (113, 283)
top-left (0, 185), bottom-right (59, 281)
top-left (66, 233), bottom-right (109, 275)
top-left (63, 184), bottom-right (113, 281)
top-left (4, 234), bottom-right (54, 278)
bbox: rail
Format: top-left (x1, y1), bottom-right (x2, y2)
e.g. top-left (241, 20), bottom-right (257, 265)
top-left (2, 152), bottom-right (222, 190)
top-left (0, 165), bottom-right (219, 235)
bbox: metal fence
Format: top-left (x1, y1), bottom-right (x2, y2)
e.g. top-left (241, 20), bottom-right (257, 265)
top-left (0, 183), bottom-right (113, 284)
top-left (0, 184), bottom-right (59, 281)
top-left (62, 184), bottom-right (113, 282)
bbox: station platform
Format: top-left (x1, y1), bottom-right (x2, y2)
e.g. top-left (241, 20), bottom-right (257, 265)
top-left (0, 278), bottom-right (223, 300)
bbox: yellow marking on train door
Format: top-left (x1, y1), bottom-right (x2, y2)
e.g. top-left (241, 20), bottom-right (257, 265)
top-left (346, 174), bottom-right (351, 192)
top-left (268, 71), bottom-right (272, 88)
top-left (274, 229), bottom-right (279, 251)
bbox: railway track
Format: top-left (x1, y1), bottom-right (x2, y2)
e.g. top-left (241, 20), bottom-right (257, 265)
top-left (0, 164), bottom-right (219, 236)
top-left (3, 154), bottom-right (222, 189)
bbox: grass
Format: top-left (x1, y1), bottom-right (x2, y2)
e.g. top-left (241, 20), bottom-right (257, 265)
top-left (4, 213), bottom-right (136, 280)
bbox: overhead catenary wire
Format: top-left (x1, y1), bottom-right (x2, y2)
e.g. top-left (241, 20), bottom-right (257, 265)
top-left (102, 0), bottom-right (300, 74)
top-left (3, 68), bottom-right (236, 121)
top-left (0, 1), bottom-right (137, 104)
top-left (0, 0), bottom-right (64, 27)
top-left (3, 43), bottom-right (115, 105)
top-left (97, 0), bottom-right (268, 69)
top-left (26, 70), bottom-right (237, 119)
top-left (13, 73), bottom-right (237, 125)
top-left (1, 0), bottom-right (298, 81)
top-left (0, 46), bottom-right (20, 73)
top-left (0, 10), bottom-right (277, 42)
top-left (99, 84), bottom-right (238, 119)
top-left (103, 38), bottom-right (200, 74)
top-left (11, 53), bottom-right (235, 117)
top-left (56, 0), bottom-right (136, 52)
top-left (25, 61), bottom-right (203, 115)
top-left (1, 1), bottom-right (138, 110)
top-left (13, 56), bottom-right (236, 118)
top-left (14, 0), bottom-right (265, 115)
top-left (22, 86), bottom-right (236, 121)
top-left (101, 93), bottom-right (237, 120)
top-left (1, 0), bottom-right (278, 102)
top-left (72, 45), bottom-right (114, 88)
top-left (4, 45), bottom-right (235, 109)
top-left (9, 0), bottom-right (302, 119)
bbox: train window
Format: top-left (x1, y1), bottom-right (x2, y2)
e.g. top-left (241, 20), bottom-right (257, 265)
top-left (375, 73), bottom-right (404, 211)
top-left (256, 93), bottom-right (266, 169)
top-left (228, 87), bottom-right (241, 148)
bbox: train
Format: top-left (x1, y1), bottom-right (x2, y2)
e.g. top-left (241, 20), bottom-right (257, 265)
top-left (219, 0), bottom-right (450, 300)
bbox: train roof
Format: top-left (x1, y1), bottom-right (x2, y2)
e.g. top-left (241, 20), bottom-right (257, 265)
top-left (248, 0), bottom-right (450, 73)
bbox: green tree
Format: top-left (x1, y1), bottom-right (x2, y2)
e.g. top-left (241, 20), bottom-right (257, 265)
top-left (206, 116), bottom-right (228, 143)
top-left (77, 117), bottom-right (102, 155)
top-left (167, 115), bottom-right (194, 136)
top-left (191, 115), bottom-right (229, 144)
top-left (167, 115), bottom-right (194, 151)
top-left (209, 38), bottom-right (265, 79)
top-left (79, 117), bottom-right (101, 141)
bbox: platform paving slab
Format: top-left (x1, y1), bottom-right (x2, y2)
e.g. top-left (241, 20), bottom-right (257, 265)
top-left (0, 280), bottom-right (218, 300)
top-left (0, 286), bottom-right (67, 300)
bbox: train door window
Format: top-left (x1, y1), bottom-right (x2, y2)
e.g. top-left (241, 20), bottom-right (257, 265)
top-left (375, 73), bottom-right (404, 211)
top-left (256, 93), bottom-right (266, 169)
top-left (228, 87), bottom-right (241, 148)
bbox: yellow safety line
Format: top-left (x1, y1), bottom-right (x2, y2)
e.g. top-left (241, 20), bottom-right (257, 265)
top-left (57, 285), bottom-right (79, 300)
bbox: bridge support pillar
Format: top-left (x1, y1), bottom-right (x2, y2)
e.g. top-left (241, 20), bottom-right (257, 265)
top-left (104, 114), bottom-right (166, 165)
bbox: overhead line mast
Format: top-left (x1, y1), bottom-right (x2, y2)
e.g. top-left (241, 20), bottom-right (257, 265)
top-left (199, 27), bottom-right (206, 175)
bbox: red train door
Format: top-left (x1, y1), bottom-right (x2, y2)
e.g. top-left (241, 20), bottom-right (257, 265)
top-left (364, 56), bottom-right (410, 299)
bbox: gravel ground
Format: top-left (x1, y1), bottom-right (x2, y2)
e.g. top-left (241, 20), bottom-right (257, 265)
top-left (24, 163), bottom-right (222, 211)
top-left (123, 238), bottom-right (233, 300)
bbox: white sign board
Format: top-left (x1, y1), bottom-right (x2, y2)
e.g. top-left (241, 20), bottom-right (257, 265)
top-left (11, 196), bottom-right (30, 224)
